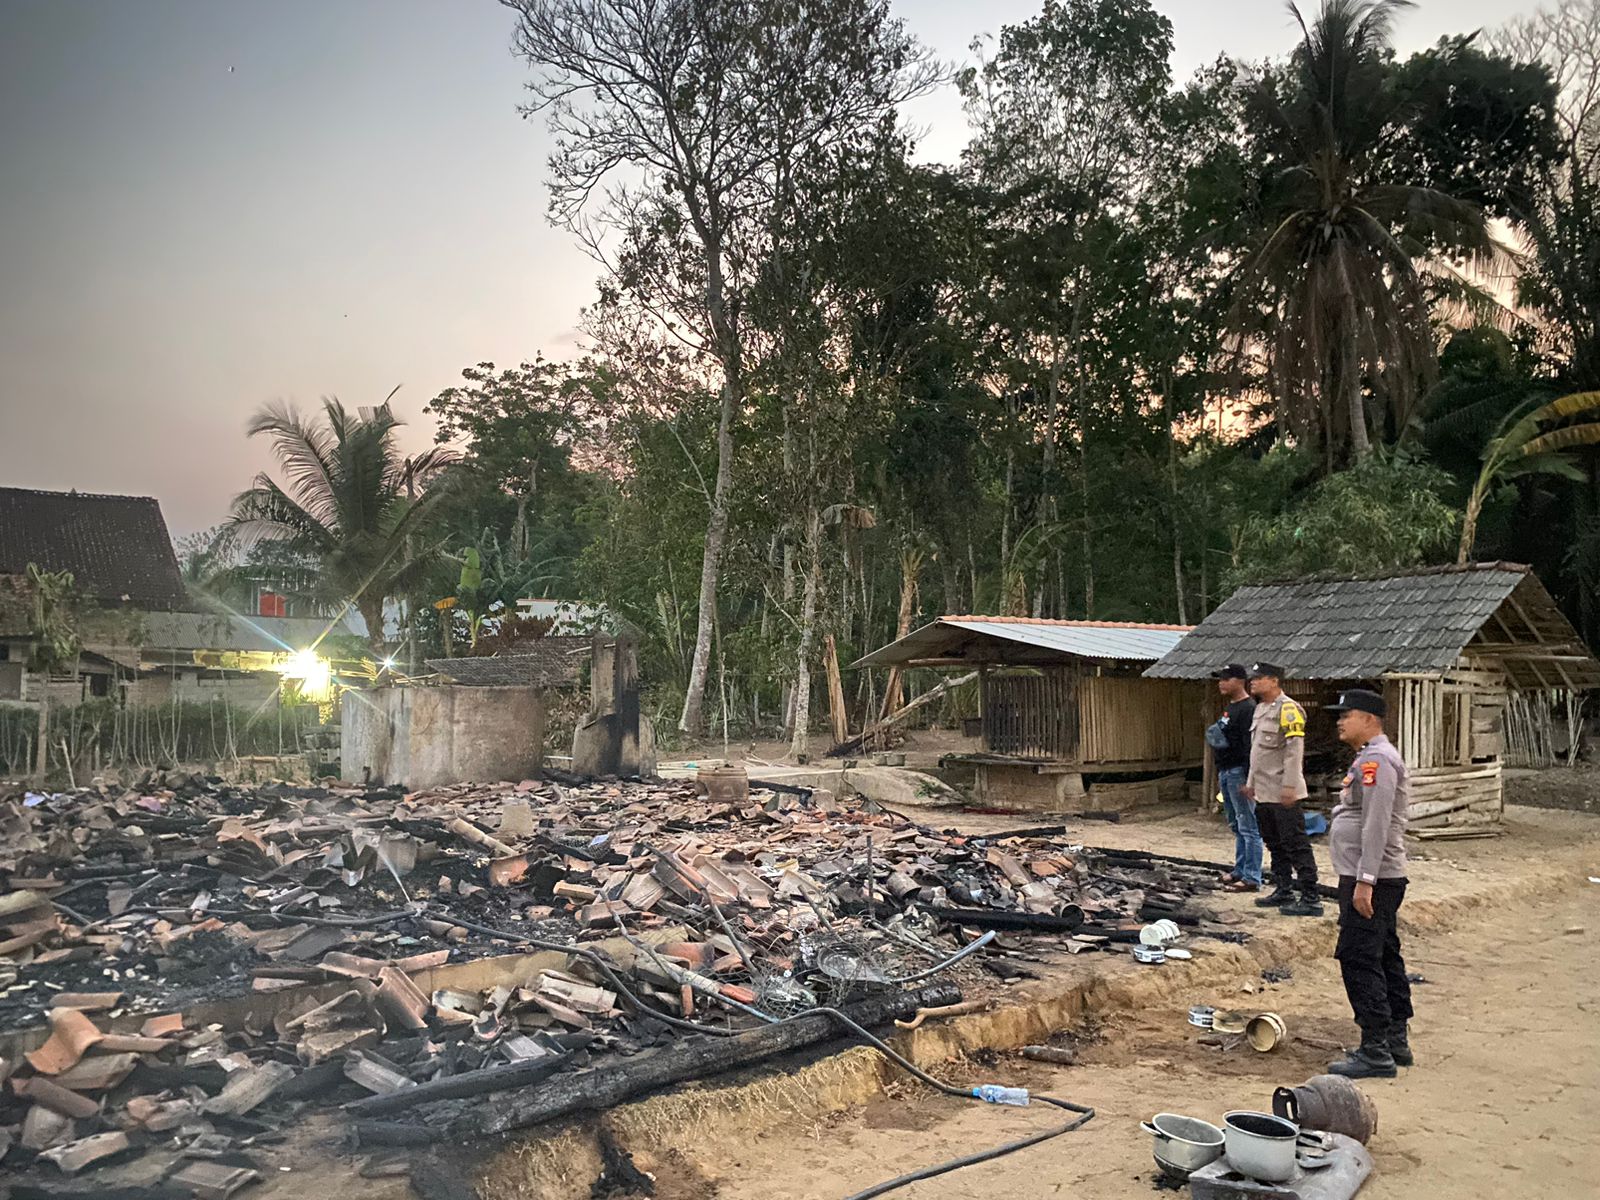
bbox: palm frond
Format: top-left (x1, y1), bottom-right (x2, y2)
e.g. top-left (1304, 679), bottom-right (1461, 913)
top-left (246, 402), bottom-right (340, 526)
top-left (1362, 185), bottom-right (1508, 263)
top-left (1423, 379), bottom-right (1536, 442)
top-left (1229, 1), bottom-right (1492, 464)
top-left (391, 447), bottom-right (461, 494)
top-left (385, 535), bottom-right (453, 597)
top-left (233, 394), bottom-right (453, 645)
top-left (229, 476), bottom-right (337, 552)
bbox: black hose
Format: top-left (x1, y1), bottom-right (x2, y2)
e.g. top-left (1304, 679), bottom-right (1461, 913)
top-left (616, 854), bottom-right (1098, 1200)
top-left (438, 903), bottom-right (1097, 1199)
top-left (708, 989), bottom-right (1095, 1200)
top-left (838, 1095), bottom-right (1095, 1200)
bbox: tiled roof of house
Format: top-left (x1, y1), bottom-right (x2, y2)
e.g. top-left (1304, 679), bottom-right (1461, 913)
top-left (1144, 563), bottom-right (1597, 685)
top-left (0, 487), bottom-right (188, 611)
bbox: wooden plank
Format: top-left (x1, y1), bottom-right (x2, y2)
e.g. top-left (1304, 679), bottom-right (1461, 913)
top-left (1408, 810), bottom-right (1503, 830)
top-left (1409, 765), bottom-right (1501, 782)
top-left (1409, 783), bottom-right (1501, 803)
top-left (1409, 794), bottom-right (1497, 820)
top-left (823, 635), bottom-right (848, 747)
top-left (346, 1051), bottom-right (574, 1117)
top-left (1472, 732), bottom-right (1504, 758)
top-left (828, 670), bottom-right (978, 757)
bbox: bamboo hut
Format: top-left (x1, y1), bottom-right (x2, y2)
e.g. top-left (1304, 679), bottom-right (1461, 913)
top-left (853, 617), bottom-right (1205, 814)
top-left (1144, 563), bottom-right (1600, 831)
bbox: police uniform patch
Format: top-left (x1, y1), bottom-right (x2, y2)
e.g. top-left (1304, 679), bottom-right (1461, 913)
top-left (1280, 701), bottom-right (1306, 739)
top-left (1360, 760), bottom-right (1379, 787)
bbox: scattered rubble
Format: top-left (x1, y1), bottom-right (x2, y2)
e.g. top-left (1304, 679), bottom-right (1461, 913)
top-left (0, 769), bottom-right (1237, 1189)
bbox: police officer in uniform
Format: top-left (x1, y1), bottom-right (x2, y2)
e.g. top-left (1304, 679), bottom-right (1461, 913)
top-left (1244, 663), bottom-right (1322, 916)
top-left (1325, 688), bottom-right (1413, 1079)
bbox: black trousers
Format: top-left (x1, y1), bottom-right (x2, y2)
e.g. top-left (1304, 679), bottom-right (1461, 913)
top-left (1256, 801), bottom-right (1318, 894)
top-left (1335, 876), bottom-right (1413, 1040)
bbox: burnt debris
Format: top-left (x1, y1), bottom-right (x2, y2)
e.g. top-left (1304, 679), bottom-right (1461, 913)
top-left (0, 770), bottom-right (1233, 1186)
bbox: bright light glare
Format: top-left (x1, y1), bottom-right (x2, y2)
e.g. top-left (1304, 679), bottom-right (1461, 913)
top-left (279, 647), bottom-right (333, 700)
top-left (381, 656), bottom-right (397, 671)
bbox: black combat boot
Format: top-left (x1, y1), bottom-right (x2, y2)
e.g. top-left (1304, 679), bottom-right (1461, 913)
top-left (1254, 883), bottom-right (1293, 907)
top-left (1387, 1022), bottom-right (1414, 1067)
top-left (1328, 1038), bottom-right (1398, 1079)
top-left (1280, 891), bottom-right (1325, 917)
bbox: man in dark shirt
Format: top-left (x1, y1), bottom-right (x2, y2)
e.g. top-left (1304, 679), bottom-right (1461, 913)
top-left (1209, 664), bottom-right (1262, 891)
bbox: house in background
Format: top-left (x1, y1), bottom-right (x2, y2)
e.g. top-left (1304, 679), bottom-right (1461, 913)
top-left (0, 487), bottom-right (190, 704)
top-left (853, 616), bottom-right (1206, 814)
top-left (514, 597), bottom-right (610, 634)
top-left (0, 486), bottom-right (358, 708)
top-left (1144, 563), bottom-right (1600, 830)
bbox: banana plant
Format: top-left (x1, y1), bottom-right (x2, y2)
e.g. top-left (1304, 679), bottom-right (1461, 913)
top-left (1460, 391), bottom-right (1600, 564)
top-left (456, 547), bottom-right (486, 647)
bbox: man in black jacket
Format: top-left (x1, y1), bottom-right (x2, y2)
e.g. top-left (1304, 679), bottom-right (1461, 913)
top-left (1210, 664), bottom-right (1262, 892)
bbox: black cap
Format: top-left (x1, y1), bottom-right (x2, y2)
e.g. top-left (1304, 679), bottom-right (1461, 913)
top-left (1248, 662), bottom-right (1284, 680)
top-left (1327, 688), bottom-right (1387, 718)
top-left (1211, 663), bottom-right (1249, 680)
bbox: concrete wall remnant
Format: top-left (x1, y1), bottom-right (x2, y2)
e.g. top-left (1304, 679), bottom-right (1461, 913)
top-left (341, 685), bottom-right (546, 789)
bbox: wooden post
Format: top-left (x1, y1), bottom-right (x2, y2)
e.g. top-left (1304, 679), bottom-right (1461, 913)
top-left (879, 548), bottom-right (921, 719)
top-left (824, 635), bottom-right (848, 746)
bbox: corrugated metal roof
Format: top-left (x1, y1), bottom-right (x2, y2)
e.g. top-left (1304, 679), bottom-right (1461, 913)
top-left (853, 617), bottom-right (1192, 669)
top-left (1143, 563), bottom-right (1596, 681)
top-left (93, 610), bottom-right (365, 656)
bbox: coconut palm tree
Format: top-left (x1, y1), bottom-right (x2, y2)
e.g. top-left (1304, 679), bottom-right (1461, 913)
top-left (229, 396), bottom-right (455, 653)
top-left (1229, 0), bottom-right (1506, 469)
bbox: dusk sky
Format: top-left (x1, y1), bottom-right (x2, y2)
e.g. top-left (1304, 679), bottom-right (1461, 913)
top-left (1, 0), bottom-right (1542, 537)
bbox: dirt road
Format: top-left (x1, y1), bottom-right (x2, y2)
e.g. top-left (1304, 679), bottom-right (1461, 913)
top-left (700, 885), bottom-right (1599, 1200)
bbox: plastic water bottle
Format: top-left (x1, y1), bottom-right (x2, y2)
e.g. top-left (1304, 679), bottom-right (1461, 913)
top-left (972, 1084), bottom-right (1030, 1106)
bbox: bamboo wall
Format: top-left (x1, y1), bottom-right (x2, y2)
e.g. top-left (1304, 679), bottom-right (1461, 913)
top-left (1076, 675), bottom-right (1204, 765)
top-left (1382, 659), bottom-right (1507, 827)
top-left (980, 667), bottom-right (1202, 766)
top-left (981, 669), bottom-right (1076, 758)
top-left (1383, 660), bottom-right (1507, 771)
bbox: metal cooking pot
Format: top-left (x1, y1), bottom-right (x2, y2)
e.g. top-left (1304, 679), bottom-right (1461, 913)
top-left (1223, 1110), bottom-right (1299, 1182)
top-left (1140, 1113), bottom-right (1225, 1179)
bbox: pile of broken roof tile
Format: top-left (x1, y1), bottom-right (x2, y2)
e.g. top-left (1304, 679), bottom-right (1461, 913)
top-left (0, 771), bottom-right (1234, 1190)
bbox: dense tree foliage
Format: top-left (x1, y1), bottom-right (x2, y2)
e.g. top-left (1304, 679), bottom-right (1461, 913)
top-left (218, 1), bottom-right (1600, 743)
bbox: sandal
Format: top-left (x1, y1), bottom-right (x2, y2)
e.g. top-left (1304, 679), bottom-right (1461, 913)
top-left (1219, 872), bottom-right (1240, 885)
top-left (1225, 880), bottom-right (1260, 893)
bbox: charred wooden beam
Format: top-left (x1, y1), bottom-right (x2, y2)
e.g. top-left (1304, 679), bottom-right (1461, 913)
top-left (927, 906), bottom-right (1084, 933)
top-left (356, 983), bottom-right (959, 1145)
top-left (345, 1051), bottom-right (575, 1118)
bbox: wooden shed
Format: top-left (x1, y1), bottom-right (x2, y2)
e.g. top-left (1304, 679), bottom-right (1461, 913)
top-left (853, 616), bottom-right (1205, 814)
top-left (1143, 563), bottom-right (1600, 831)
